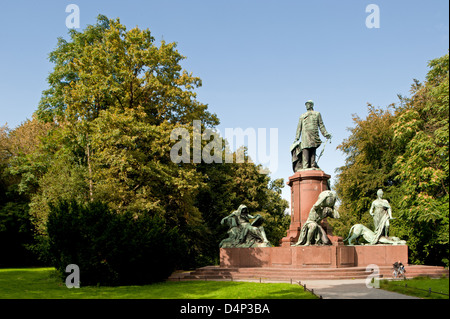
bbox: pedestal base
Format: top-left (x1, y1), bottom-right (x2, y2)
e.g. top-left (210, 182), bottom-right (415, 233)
top-left (220, 245), bottom-right (408, 268)
top-left (281, 170), bottom-right (332, 246)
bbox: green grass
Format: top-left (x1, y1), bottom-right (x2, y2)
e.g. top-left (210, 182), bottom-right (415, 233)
top-left (380, 276), bottom-right (449, 299)
top-left (0, 268), bottom-right (317, 299)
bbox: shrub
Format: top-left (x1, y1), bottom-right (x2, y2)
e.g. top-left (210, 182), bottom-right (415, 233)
top-left (46, 200), bottom-right (185, 286)
top-left (0, 202), bottom-right (38, 267)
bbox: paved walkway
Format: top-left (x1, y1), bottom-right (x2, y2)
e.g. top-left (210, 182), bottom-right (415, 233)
top-left (298, 279), bottom-right (419, 299)
top-left (172, 272), bottom-right (420, 299)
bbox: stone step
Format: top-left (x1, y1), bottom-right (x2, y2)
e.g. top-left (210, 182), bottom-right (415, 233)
top-left (195, 266), bottom-right (370, 272)
top-left (191, 269), bottom-right (371, 277)
top-left (190, 268), bottom-right (447, 276)
top-left (176, 273), bottom-right (373, 281)
top-left (187, 273), bottom-right (369, 280)
top-left (169, 264), bottom-right (448, 281)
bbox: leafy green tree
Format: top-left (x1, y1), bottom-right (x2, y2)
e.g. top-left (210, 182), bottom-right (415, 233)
top-left (90, 107), bottom-right (204, 217)
top-left (195, 147), bottom-right (289, 265)
top-left (46, 200), bottom-right (185, 285)
top-left (37, 15), bottom-right (218, 127)
top-left (332, 53), bottom-right (449, 266)
top-left (1, 117), bottom-right (54, 196)
top-left (331, 105), bottom-right (400, 237)
top-left (5, 15), bottom-right (290, 271)
top-left (0, 119), bottom-right (53, 266)
top-left (391, 54), bottom-right (449, 266)
top-left (37, 15), bottom-right (218, 205)
top-left (258, 178), bottom-right (290, 246)
top-left (5, 122), bottom-right (89, 238)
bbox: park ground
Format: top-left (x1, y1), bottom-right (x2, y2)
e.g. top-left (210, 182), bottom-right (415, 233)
top-left (0, 267), bottom-right (317, 299)
top-left (0, 267), bottom-right (448, 299)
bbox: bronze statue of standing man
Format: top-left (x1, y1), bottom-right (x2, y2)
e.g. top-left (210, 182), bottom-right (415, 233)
top-left (291, 100), bottom-right (332, 171)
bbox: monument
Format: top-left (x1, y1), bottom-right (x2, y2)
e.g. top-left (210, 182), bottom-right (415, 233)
top-left (281, 100), bottom-right (337, 246)
top-left (220, 100), bottom-right (408, 269)
top-left (292, 190), bottom-right (340, 246)
top-left (219, 204), bottom-right (271, 248)
top-left (344, 189), bottom-right (407, 246)
top-left (290, 100), bottom-right (332, 171)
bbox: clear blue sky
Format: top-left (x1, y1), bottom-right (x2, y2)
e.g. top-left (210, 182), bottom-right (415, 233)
top-left (0, 0), bottom-right (448, 205)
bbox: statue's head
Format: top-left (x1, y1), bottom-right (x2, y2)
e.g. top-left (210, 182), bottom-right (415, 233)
top-left (305, 100), bottom-right (314, 110)
top-left (238, 204), bottom-right (248, 215)
top-left (377, 189), bottom-right (384, 198)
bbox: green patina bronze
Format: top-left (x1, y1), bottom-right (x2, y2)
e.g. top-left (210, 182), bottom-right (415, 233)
top-left (292, 190), bottom-right (340, 246)
top-left (219, 204), bottom-right (271, 248)
top-left (344, 189), bottom-right (407, 245)
top-left (291, 100), bottom-right (332, 171)
top-left (369, 189), bottom-right (392, 242)
top-left (344, 224), bottom-right (406, 245)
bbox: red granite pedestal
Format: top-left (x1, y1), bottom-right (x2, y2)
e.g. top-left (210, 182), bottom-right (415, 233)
top-left (220, 245), bottom-right (409, 268)
top-left (281, 170), bottom-right (335, 247)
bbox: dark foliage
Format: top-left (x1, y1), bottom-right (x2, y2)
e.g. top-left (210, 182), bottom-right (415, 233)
top-left (46, 200), bottom-right (185, 286)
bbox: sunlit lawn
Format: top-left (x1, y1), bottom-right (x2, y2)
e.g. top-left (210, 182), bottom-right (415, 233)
top-left (380, 277), bottom-right (449, 299)
top-left (0, 268), bottom-right (317, 299)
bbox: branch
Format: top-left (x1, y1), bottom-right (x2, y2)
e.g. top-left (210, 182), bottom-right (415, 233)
top-left (114, 94), bottom-right (124, 110)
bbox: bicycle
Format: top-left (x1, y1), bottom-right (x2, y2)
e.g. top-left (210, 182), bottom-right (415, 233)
top-left (393, 262), bottom-right (406, 279)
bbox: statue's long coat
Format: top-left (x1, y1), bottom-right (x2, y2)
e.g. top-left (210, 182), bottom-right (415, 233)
top-left (295, 110), bottom-right (330, 150)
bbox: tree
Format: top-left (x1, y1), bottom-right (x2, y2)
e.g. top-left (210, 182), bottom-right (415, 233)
top-left (391, 54), bottom-right (449, 266)
top-left (332, 53), bottom-right (449, 266)
top-left (195, 147), bottom-right (289, 265)
top-left (37, 15), bottom-right (218, 203)
top-left (6, 15), bottom-right (290, 271)
top-left (30, 14), bottom-right (218, 217)
top-left (331, 105), bottom-right (400, 237)
top-left (46, 200), bottom-right (185, 285)
top-left (37, 15), bottom-right (218, 127)
top-left (0, 118), bottom-right (53, 266)
top-left (258, 178), bottom-right (290, 246)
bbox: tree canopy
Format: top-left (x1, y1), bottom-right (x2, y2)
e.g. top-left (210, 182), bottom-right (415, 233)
top-left (1, 15), bottom-right (289, 270)
top-left (332, 53), bottom-right (449, 266)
